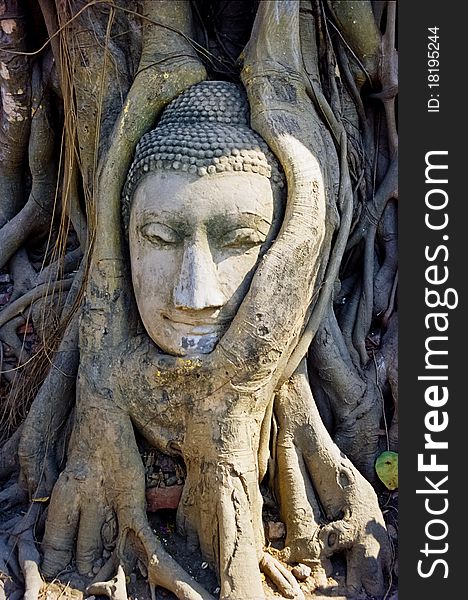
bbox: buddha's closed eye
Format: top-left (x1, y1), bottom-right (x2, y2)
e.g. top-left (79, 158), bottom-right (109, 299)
top-left (140, 221), bottom-right (266, 251)
top-left (140, 222), bottom-right (180, 246)
top-left (220, 228), bottom-right (266, 249)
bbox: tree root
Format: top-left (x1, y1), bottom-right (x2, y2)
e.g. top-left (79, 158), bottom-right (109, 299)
top-left (9, 249), bottom-right (37, 303)
top-left (309, 308), bottom-right (382, 479)
top-left (0, 0), bottom-right (31, 229)
top-left (36, 248), bottom-right (83, 288)
top-left (326, 0), bottom-right (381, 88)
top-left (274, 359), bottom-right (391, 598)
top-left (87, 564), bottom-right (128, 600)
top-left (380, 314), bottom-right (398, 451)
top-left (0, 483), bottom-right (27, 510)
top-left (41, 399), bottom-right (215, 600)
top-left (18, 534), bottom-right (43, 600)
top-left (0, 503), bottom-right (45, 600)
top-left (0, 315), bottom-right (29, 370)
top-left (346, 158), bottom-right (398, 250)
top-left (260, 553), bottom-right (304, 600)
top-left (18, 314), bottom-right (79, 497)
top-left (0, 424), bottom-right (21, 479)
top-left (178, 424), bottom-right (264, 599)
top-left (352, 224), bottom-right (377, 365)
top-left (374, 201), bottom-right (398, 320)
top-left (0, 279), bottom-right (73, 330)
top-left (0, 53), bottom-right (57, 271)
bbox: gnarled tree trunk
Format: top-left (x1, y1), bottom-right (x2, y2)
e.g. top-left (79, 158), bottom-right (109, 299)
top-left (0, 2), bottom-right (398, 599)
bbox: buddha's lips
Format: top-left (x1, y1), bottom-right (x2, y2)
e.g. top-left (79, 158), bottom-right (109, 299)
top-left (162, 313), bottom-right (227, 334)
top-left (162, 311), bottom-right (231, 328)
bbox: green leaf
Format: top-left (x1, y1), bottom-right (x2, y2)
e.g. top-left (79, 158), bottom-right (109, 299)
top-left (375, 451), bottom-right (398, 490)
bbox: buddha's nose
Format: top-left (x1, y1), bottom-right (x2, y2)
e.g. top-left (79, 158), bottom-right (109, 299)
top-left (173, 236), bottom-right (225, 311)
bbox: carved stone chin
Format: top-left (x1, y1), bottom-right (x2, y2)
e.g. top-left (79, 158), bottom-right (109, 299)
top-left (129, 169), bottom-right (275, 356)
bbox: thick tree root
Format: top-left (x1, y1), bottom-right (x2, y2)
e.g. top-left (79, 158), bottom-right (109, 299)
top-left (274, 359), bottom-right (391, 597)
top-left (0, 0), bottom-right (31, 230)
top-left (18, 314), bottom-right (79, 498)
top-left (40, 400), bottom-right (215, 600)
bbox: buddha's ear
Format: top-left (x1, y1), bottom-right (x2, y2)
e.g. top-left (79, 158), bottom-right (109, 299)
top-left (87, 0), bottom-right (207, 350)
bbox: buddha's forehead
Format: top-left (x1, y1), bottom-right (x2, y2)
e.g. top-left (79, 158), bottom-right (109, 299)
top-left (132, 170), bottom-right (275, 222)
top-left (122, 81), bottom-right (286, 237)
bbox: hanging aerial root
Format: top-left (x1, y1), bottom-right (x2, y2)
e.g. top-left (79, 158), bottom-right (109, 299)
top-left (371, 0), bottom-right (398, 156)
top-left (352, 223), bottom-right (377, 365)
top-left (374, 200), bottom-right (398, 319)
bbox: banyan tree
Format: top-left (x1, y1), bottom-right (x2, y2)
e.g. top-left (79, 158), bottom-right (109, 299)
top-left (0, 1), bottom-right (398, 599)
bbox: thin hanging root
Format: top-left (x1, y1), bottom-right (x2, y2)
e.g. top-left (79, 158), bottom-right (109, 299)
top-left (260, 553), bottom-right (305, 600)
top-left (86, 564), bottom-right (128, 600)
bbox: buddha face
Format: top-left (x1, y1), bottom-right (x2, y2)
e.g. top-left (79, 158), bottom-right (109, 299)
top-left (129, 170), bottom-right (276, 356)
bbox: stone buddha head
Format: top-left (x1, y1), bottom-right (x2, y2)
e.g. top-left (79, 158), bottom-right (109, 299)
top-left (123, 81), bottom-right (284, 357)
